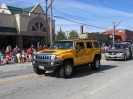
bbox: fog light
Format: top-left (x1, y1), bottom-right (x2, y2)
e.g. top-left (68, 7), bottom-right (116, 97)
top-left (51, 62), bottom-right (54, 65)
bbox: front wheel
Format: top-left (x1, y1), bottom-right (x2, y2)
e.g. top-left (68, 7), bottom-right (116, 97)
top-left (92, 57), bottom-right (100, 70)
top-left (123, 54), bottom-right (127, 61)
top-left (59, 61), bottom-right (73, 78)
top-left (33, 66), bottom-right (46, 75)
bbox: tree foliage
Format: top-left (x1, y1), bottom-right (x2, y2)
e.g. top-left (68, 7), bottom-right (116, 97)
top-left (68, 30), bottom-right (79, 39)
top-left (56, 30), bottom-right (66, 40)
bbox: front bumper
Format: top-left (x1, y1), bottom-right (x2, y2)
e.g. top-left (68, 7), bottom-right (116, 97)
top-left (105, 53), bottom-right (124, 60)
top-left (32, 59), bottom-right (63, 71)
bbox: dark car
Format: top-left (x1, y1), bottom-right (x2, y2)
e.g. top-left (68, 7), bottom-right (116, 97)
top-left (121, 40), bottom-right (132, 44)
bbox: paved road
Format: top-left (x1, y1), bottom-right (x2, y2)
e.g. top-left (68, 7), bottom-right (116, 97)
top-left (0, 55), bottom-right (133, 99)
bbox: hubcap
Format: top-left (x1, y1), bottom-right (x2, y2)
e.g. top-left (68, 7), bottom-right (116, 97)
top-left (96, 60), bottom-right (99, 68)
top-left (124, 55), bottom-right (126, 60)
top-left (65, 65), bottom-right (72, 75)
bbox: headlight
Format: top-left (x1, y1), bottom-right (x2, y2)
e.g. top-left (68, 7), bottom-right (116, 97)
top-left (50, 55), bottom-right (62, 60)
top-left (56, 56), bottom-right (62, 60)
top-left (105, 52), bottom-right (109, 54)
top-left (51, 55), bottom-right (56, 60)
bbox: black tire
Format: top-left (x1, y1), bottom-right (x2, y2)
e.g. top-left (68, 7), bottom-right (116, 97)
top-left (105, 58), bottom-right (109, 60)
top-left (123, 54), bottom-right (127, 61)
top-left (92, 57), bottom-right (100, 70)
top-left (130, 53), bottom-right (132, 59)
top-left (33, 66), bottom-right (46, 75)
top-left (59, 61), bottom-right (73, 78)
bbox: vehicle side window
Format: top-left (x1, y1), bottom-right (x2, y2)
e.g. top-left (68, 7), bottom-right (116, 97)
top-left (86, 42), bottom-right (92, 48)
top-left (94, 42), bottom-right (99, 48)
top-left (76, 42), bottom-right (84, 50)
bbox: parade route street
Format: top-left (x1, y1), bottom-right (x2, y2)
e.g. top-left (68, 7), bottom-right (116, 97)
top-left (0, 57), bottom-right (133, 99)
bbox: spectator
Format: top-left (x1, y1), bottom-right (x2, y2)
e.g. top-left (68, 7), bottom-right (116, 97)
top-left (33, 49), bottom-right (36, 54)
top-left (6, 45), bottom-right (11, 54)
top-left (13, 45), bottom-right (18, 56)
top-left (16, 52), bottom-right (21, 64)
top-left (43, 45), bottom-right (46, 50)
top-left (40, 45), bottom-right (43, 51)
top-left (26, 45), bottom-right (34, 61)
top-left (21, 50), bottom-right (26, 63)
top-left (37, 42), bottom-right (40, 51)
top-left (0, 51), bottom-right (4, 65)
top-left (5, 52), bottom-right (14, 64)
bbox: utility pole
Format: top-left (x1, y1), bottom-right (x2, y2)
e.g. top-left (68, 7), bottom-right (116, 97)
top-left (112, 19), bottom-right (125, 44)
top-left (45, 0), bottom-right (48, 48)
top-left (50, 0), bottom-right (53, 44)
top-left (112, 20), bottom-right (115, 44)
top-left (45, 0), bottom-right (54, 47)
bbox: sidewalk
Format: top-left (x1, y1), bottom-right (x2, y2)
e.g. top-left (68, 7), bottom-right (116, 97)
top-left (0, 61), bottom-right (32, 66)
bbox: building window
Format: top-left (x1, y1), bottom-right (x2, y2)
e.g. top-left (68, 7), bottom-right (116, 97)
top-left (31, 21), bottom-right (46, 32)
top-left (23, 36), bottom-right (41, 48)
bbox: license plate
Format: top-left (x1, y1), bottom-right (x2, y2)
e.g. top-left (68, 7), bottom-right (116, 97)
top-left (110, 55), bottom-right (114, 57)
top-left (39, 66), bottom-right (44, 70)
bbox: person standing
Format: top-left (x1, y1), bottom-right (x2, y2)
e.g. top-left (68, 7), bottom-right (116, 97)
top-left (43, 45), bottom-right (46, 50)
top-left (37, 42), bottom-right (39, 51)
top-left (26, 44), bottom-right (34, 61)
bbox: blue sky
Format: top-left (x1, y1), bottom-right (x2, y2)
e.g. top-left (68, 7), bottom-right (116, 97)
top-left (0, 0), bottom-right (133, 34)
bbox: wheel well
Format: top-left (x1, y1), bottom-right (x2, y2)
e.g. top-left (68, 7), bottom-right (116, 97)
top-left (95, 54), bottom-right (101, 59)
top-left (64, 58), bottom-right (74, 65)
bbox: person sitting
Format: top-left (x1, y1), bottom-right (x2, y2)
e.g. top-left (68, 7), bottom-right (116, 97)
top-left (0, 51), bottom-right (4, 65)
top-left (5, 52), bottom-right (14, 64)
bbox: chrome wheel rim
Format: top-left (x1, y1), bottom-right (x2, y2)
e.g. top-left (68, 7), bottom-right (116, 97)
top-left (124, 55), bottom-right (126, 60)
top-left (96, 60), bottom-right (99, 68)
top-left (65, 65), bottom-right (72, 75)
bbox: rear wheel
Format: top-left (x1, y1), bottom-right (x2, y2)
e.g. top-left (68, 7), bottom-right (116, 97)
top-left (92, 57), bottom-right (100, 70)
top-left (59, 61), bottom-right (73, 78)
top-left (33, 66), bottom-right (46, 75)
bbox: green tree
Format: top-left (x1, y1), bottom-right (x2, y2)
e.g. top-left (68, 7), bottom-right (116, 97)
top-left (56, 30), bottom-right (66, 40)
top-left (68, 30), bottom-right (79, 39)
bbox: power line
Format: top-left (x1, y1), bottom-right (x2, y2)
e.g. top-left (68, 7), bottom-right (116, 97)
top-left (86, 0), bottom-right (126, 19)
top-left (58, 0), bottom-right (112, 19)
top-left (53, 15), bottom-right (108, 29)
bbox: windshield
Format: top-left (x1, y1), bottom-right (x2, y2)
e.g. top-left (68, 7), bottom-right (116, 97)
top-left (110, 44), bottom-right (125, 49)
top-left (50, 41), bottom-right (74, 49)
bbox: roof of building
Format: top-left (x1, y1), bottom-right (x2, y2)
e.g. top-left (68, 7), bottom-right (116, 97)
top-left (7, 6), bottom-right (35, 15)
top-left (0, 27), bottom-right (17, 33)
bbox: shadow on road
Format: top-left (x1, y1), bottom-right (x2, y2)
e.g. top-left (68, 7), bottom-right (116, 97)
top-left (107, 58), bottom-right (133, 62)
top-left (44, 65), bottom-right (118, 78)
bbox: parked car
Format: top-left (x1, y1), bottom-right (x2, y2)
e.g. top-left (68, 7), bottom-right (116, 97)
top-left (104, 42), bottom-right (133, 61)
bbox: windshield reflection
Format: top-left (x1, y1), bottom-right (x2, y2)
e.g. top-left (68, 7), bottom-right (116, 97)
top-left (110, 44), bottom-right (126, 49)
top-left (50, 41), bottom-right (73, 49)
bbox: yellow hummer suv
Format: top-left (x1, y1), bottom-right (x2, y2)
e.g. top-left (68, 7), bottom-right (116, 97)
top-left (32, 39), bottom-right (101, 78)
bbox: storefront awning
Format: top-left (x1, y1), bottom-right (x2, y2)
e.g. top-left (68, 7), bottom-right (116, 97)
top-left (0, 27), bottom-right (17, 33)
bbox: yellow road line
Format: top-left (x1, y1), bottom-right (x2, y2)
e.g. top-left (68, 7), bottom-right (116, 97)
top-left (0, 74), bottom-right (44, 86)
